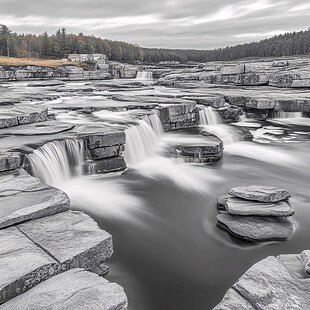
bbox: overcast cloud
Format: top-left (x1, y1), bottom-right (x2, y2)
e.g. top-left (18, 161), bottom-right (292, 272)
top-left (1, 0), bottom-right (310, 49)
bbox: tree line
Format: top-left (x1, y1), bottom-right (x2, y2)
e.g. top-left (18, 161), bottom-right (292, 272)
top-left (1, 24), bottom-right (310, 63)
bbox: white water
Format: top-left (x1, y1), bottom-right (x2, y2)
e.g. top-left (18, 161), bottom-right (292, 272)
top-left (136, 71), bottom-right (153, 80)
top-left (123, 114), bottom-right (163, 165)
top-left (26, 139), bottom-right (84, 187)
top-left (199, 107), bottom-right (222, 126)
top-left (274, 111), bottom-right (303, 118)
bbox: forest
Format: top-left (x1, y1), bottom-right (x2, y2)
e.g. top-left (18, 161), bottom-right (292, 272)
top-left (1, 24), bottom-right (310, 63)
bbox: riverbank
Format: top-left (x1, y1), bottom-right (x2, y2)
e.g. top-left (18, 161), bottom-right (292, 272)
top-left (0, 73), bottom-right (309, 308)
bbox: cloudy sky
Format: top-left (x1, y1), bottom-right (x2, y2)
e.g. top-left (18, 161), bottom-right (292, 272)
top-left (1, 0), bottom-right (310, 49)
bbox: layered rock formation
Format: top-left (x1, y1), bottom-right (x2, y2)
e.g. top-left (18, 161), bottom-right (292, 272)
top-left (217, 185), bottom-right (295, 242)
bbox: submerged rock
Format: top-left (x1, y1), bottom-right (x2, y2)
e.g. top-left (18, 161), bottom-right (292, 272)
top-left (0, 268), bottom-right (128, 310)
top-left (229, 185), bottom-right (291, 202)
top-left (225, 197), bottom-right (294, 217)
top-left (217, 214), bottom-right (294, 241)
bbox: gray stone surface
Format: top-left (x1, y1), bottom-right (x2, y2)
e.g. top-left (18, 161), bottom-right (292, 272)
top-left (0, 120), bottom-right (74, 136)
top-left (217, 214), bottom-right (294, 241)
top-left (0, 152), bottom-right (21, 172)
top-left (18, 210), bottom-right (113, 272)
top-left (214, 254), bottom-right (310, 309)
top-left (0, 169), bottom-right (69, 229)
top-left (225, 197), bottom-right (295, 217)
top-left (88, 145), bottom-right (124, 160)
top-left (0, 268), bottom-right (128, 310)
top-left (0, 227), bottom-right (58, 304)
top-left (229, 185), bottom-right (291, 202)
top-left (300, 250), bottom-right (310, 275)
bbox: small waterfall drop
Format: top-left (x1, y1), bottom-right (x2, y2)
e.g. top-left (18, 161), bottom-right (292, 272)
top-left (25, 139), bottom-right (84, 187)
top-left (274, 111), bottom-right (303, 118)
top-left (136, 71), bottom-right (153, 80)
top-left (123, 114), bottom-right (163, 165)
top-left (199, 107), bottom-right (222, 125)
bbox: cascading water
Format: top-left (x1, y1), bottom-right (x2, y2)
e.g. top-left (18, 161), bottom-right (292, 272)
top-left (136, 71), bottom-right (153, 80)
top-left (199, 107), bottom-right (222, 126)
top-left (25, 139), bottom-right (84, 187)
top-left (274, 111), bottom-right (303, 118)
top-left (123, 114), bottom-right (163, 165)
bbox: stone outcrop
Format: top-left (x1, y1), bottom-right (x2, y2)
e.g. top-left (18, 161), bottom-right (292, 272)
top-left (0, 152), bottom-right (20, 172)
top-left (0, 269), bottom-right (128, 310)
top-left (217, 185), bottom-right (295, 242)
top-left (0, 169), bottom-right (69, 229)
top-left (214, 251), bottom-right (310, 309)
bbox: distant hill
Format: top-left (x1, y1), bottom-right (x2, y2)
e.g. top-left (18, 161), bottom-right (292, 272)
top-left (1, 24), bottom-right (310, 63)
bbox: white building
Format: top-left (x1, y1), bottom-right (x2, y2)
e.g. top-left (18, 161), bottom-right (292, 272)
top-left (68, 54), bottom-right (107, 63)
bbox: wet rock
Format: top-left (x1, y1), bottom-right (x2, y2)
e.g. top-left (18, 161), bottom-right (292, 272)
top-left (88, 145), bottom-right (124, 160)
top-left (242, 73), bottom-right (269, 86)
top-left (217, 214), bottom-right (294, 241)
top-left (225, 197), bottom-right (295, 217)
top-left (0, 152), bottom-right (21, 172)
top-left (220, 65), bottom-right (245, 75)
top-left (217, 195), bottom-right (231, 211)
top-left (18, 210), bottom-right (113, 272)
top-left (0, 268), bottom-right (128, 310)
top-left (182, 95), bottom-right (225, 108)
top-left (300, 250), bottom-right (310, 275)
top-left (229, 185), bottom-right (291, 202)
top-left (217, 105), bottom-right (243, 123)
top-left (0, 120), bottom-right (74, 136)
top-left (84, 157), bottom-right (126, 174)
top-left (0, 169), bottom-right (69, 229)
top-left (214, 254), bottom-right (310, 309)
top-left (28, 81), bottom-right (65, 87)
top-left (0, 227), bottom-right (58, 304)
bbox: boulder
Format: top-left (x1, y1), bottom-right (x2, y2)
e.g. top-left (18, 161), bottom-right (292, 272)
top-left (0, 227), bottom-right (58, 304)
top-left (0, 269), bottom-right (128, 310)
top-left (300, 250), bottom-right (310, 275)
top-left (215, 254), bottom-right (310, 309)
top-left (217, 214), bottom-right (294, 241)
top-left (17, 211), bottom-right (113, 272)
top-left (225, 197), bottom-right (294, 217)
top-left (217, 105), bottom-right (243, 123)
top-left (88, 145), bottom-right (124, 160)
top-left (0, 169), bottom-right (69, 229)
top-left (229, 185), bottom-right (291, 202)
top-left (0, 152), bottom-right (21, 172)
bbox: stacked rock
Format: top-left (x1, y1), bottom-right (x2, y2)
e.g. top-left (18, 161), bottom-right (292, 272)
top-left (216, 185), bottom-right (295, 242)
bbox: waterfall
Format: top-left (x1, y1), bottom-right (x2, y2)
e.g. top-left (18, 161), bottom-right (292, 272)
top-left (123, 114), bottom-right (163, 165)
top-left (136, 71), bottom-right (153, 80)
top-left (274, 111), bottom-right (303, 118)
top-left (25, 139), bottom-right (84, 187)
top-left (199, 107), bottom-right (222, 125)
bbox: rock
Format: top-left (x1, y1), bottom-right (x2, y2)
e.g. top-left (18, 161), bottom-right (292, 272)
top-left (215, 254), bottom-right (310, 309)
top-left (0, 268), bottom-right (128, 310)
top-left (0, 120), bottom-right (74, 136)
top-left (79, 129), bottom-right (126, 150)
top-left (242, 73), bottom-right (269, 86)
top-left (217, 195), bottom-right (231, 211)
top-left (217, 105), bottom-right (243, 123)
top-left (88, 145), bottom-right (124, 160)
top-left (182, 96), bottom-right (225, 108)
top-left (175, 134), bottom-right (223, 162)
top-left (17, 210), bottom-right (113, 272)
top-left (217, 214), bottom-right (294, 241)
top-left (291, 80), bottom-right (310, 88)
top-left (220, 65), bottom-right (245, 75)
top-left (213, 288), bottom-right (255, 310)
top-left (278, 254), bottom-right (309, 279)
top-left (225, 197), bottom-right (294, 217)
top-left (84, 157), bottom-right (126, 174)
top-left (300, 250), bottom-right (310, 275)
top-left (0, 227), bottom-right (58, 304)
top-left (0, 169), bottom-right (69, 229)
top-left (28, 81), bottom-right (65, 87)
top-left (229, 185), bottom-right (291, 202)
top-left (247, 98), bottom-right (275, 110)
top-left (0, 152), bottom-right (20, 172)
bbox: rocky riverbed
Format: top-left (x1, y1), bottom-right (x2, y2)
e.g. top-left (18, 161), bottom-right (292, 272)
top-left (1, 57), bottom-right (310, 309)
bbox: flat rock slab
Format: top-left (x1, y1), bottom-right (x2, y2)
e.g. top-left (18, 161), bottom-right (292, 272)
top-left (0, 268), bottom-right (128, 310)
top-left (217, 214), bottom-right (294, 241)
top-left (0, 152), bottom-right (20, 172)
top-left (225, 197), bottom-right (295, 217)
top-left (0, 104), bottom-right (48, 128)
top-left (0, 227), bottom-right (58, 304)
top-left (229, 185), bottom-right (291, 202)
top-left (0, 120), bottom-right (74, 136)
top-left (214, 254), bottom-right (310, 309)
top-left (0, 169), bottom-right (69, 229)
top-left (18, 210), bottom-right (113, 271)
